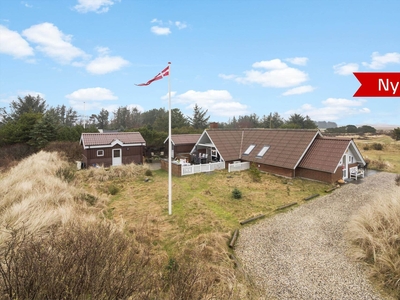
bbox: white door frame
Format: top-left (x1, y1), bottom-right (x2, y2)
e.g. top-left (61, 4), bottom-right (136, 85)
top-left (112, 148), bottom-right (122, 166)
top-left (342, 154), bottom-right (348, 179)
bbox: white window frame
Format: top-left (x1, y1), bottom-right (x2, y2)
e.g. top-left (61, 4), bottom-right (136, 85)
top-left (257, 145), bottom-right (270, 158)
top-left (243, 144), bottom-right (256, 155)
top-left (97, 149), bottom-right (104, 157)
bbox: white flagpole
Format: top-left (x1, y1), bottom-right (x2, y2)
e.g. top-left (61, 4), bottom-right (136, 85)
top-left (168, 62), bottom-right (172, 215)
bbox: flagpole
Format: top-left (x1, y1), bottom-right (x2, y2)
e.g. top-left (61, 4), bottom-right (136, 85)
top-left (168, 62), bottom-right (172, 215)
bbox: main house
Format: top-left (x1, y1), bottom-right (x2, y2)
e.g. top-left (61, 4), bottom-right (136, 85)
top-left (80, 132), bottom-right (146, 167)
top-left (185, 128), bottom-right (365, 183)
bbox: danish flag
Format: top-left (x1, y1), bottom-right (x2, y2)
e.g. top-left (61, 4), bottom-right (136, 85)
top-left (135, 65), bottom-right (170, 86)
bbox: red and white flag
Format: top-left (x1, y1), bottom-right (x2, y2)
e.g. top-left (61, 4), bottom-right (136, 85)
top-left (135, 65), bottom-right (170, 86)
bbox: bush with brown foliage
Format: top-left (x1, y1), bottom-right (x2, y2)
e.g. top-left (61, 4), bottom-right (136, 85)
top-left (0, 221), bottom-right (159, 300)
top-left (43, 141), bottom-right (82, 162)
top-left (0, 144), bottom-right (36, 170)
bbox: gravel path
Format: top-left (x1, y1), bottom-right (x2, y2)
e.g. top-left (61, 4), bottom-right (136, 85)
top-left (235, 172), bottom-right (398, 300)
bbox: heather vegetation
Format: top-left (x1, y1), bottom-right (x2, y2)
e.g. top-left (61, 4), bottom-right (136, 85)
top-left (355, 135), bottom-right (400, 173)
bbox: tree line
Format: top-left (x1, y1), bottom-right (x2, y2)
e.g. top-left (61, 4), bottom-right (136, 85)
top-left (0, 95), bottom-right (322, 150)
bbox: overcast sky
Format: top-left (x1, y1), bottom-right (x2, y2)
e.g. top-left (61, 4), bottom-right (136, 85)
top-left (1, 0), bottom-right (399, 126)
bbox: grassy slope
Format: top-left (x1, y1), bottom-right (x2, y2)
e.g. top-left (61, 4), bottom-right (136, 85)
top-left (354, 135), bottom-right (400, 173)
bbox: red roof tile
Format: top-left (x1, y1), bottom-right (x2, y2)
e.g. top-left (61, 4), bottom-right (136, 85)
top-left (207, 129), bottom-right (319, 169)
top-left (80, 132), bottom-right (145, 147)
top-left (169, 134), bottom-right (201, 145)
top-left (298, 137), bottom-right (351, 172)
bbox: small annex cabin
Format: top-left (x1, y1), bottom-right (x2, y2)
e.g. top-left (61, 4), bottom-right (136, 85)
top-left (164, 134), bottom-right (201, 159)
top-left (187, 128), bottom-right (365, 183)
top-left (80, 132), bottom-right (146, 167)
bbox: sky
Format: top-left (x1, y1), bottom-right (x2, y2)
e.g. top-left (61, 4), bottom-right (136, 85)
top-left (1, 0), bottom-right (399, 127)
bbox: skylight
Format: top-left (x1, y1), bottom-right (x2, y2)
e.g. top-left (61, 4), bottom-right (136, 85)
top-left (243, 144), bottom-right (256, 155)
top-left (257, 146), bottom-right (270, 157)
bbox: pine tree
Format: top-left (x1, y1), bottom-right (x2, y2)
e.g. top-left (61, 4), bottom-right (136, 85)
top-left (188, 104), bottom-right (210, 129)
top-left (29, 113), bottom-right (58, 149)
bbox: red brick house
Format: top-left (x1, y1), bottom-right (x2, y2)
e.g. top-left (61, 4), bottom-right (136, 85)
top-left (190, 129), bottom-right (365, 183)
top-left (80, 132), bottom-right (146, 167)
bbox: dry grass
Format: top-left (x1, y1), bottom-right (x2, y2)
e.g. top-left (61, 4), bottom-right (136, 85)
top-left (347, 191), bottom-right (400, 298)
top-left (0, 151), bottom-right (101, 244)
top-left (355, 135), bottom-right (400, 173)
top-left (0, 153), bottom-right (247, 299)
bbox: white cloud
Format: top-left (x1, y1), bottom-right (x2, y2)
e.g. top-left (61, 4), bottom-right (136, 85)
top-left (150, 19), bottom-right (187, 35)
top-left (253, 59), bottom-right (287, 69)
top-left (86, 52), bottom-right (129, 74)
top-left (286, 57), bottom-right (308, 66)
top-left (0, 90), bottom-right (45, 105)
top-left (285, 98), bottom-right (370, 121)
top-left (362, 52), bottom-right (400, 69)
top-left (0, 25), bottom-right (34, 59)
top-left (151, 18), bottom-right (162, 24)
top-left (74, 0), bottom-right (117, 13)
top-left (66, 87), bottom-right (118, 111)
top-left (222, 59), bottom-right (309, 88)
top-left (333, 62), bottom-right (359, 75)
top-left (151, 26), bottom-right (171, 36)
top-left (127, 104), bottom-right (144, 112)
top-left (22, 22), bottom-right (88, 64)
top-left (66, 87), bottom-right (118, 101)
top-left (175, 21), bottom-right (187, 30)
top-left (21, 1), bottom-right (33, 8)
top-left (282, 85), bottom-right (315, 96)
top-left (166, 89), bottom-right (249, 117)
top-left (218, 74), bottom-right (237, 80)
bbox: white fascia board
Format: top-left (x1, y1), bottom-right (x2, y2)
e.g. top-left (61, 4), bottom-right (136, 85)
top-left (205, 131), bottom-right (225, 161)
top-left (189, 130), bottom-right (207, 154)
top-left (83, 143), bottom-right (145, 149)
top-left (349, 140), bottom-right (366, 165)
top-left (163, 136), bottom-right (175, 145)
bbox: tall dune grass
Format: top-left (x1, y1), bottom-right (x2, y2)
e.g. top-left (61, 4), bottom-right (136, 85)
top-left (0, 151), bottom-right (96, 244)
top-left (347, 191), bottom-right (400, 297)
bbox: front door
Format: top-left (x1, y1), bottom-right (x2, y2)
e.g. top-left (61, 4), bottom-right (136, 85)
top-left (112, 149), bottom-right (122, 166)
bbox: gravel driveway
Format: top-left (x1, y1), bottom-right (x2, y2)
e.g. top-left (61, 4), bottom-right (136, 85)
top-left (235, 172), bottom-right (397, 300)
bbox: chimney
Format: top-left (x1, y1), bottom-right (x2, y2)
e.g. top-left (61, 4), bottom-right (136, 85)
top-left (209, 122), bottom-right (218, 130)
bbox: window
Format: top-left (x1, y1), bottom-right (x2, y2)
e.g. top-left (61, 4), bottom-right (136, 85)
top-left (243, 144), bottom-right (256, 155)
top-left (97, 150), bottom-right (104, 156)
top-left (257, 146), bottom-right (270, 157)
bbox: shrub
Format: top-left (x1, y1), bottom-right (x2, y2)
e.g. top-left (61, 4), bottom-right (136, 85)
top-left (0, 222), bottom-right (158, 299)
top-left (248, 163), bottom-right (261, 182)
top-left (372, 143), bottom-right (383, 150)
top-left (368, 157), bottom-right (388, 171)
top-left (43, 141), bottom-right (82, 162)
top-left (108, 184), bottom-right (119, 195)
top-left (232, 188), bottom-right (242, 199)
top-left (55, 166), bottom-right (75, 183)
top-left (363, 144), bottom-right (370, 151)
top-left (79, 193), bottom-right (98, 205)
top-left (145, 169), bottom-right (153, 176)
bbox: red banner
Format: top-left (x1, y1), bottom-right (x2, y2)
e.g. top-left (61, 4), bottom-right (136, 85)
top-left (353, 72), bottom-right (400, 97)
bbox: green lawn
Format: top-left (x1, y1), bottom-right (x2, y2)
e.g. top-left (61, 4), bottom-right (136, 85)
top-left (105, 168), bottom-right (332, 254)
